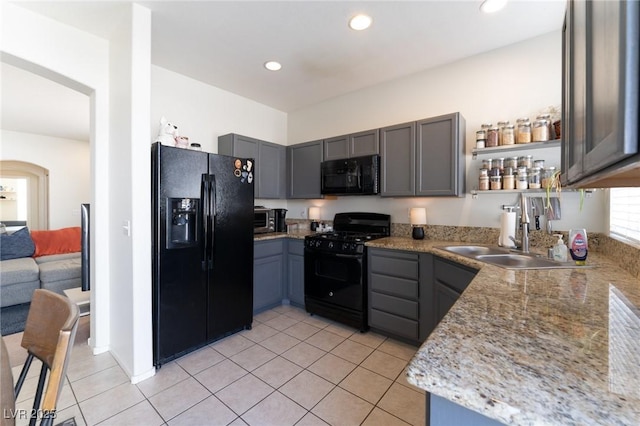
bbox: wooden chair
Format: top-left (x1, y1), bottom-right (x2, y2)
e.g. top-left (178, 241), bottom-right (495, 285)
top-left (13, 289), bottom-right (80, 426)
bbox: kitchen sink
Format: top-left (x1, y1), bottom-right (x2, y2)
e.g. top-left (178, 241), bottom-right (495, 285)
top-left (436, 245), bottom-right (590, 270)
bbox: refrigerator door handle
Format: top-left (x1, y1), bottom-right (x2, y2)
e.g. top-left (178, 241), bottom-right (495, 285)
top-left (201, 174), bottom-right (210, 271)
top-left (208, 175), bottom-right (216, 270)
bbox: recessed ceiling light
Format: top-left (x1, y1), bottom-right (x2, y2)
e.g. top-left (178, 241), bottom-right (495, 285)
top-left (264, 61), bottom-right (282, 71)
top-left (480, 0), bottom-right (508, 14)
top-left (349, 14), bottom-right (372, 31)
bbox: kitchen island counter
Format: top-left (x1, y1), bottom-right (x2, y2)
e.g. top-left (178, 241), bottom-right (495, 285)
top-left (366, 237), bottom-right (640, 425)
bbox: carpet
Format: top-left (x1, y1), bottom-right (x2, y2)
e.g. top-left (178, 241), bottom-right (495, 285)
top-left (0, 302), bottom-right (30, 336)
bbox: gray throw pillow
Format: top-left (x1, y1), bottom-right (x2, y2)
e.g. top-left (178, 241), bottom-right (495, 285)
top-left (0, 227), bottom-right (35, 260)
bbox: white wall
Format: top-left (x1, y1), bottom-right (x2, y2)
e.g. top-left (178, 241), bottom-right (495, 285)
top-left (287, 32), bottom-right (606, 233)
top-left (2, 1), bottom-right (111, 370)
top-left (151, 66), bottom-right (288, 152)
top-left (0, 130), bottom-right (90, 229)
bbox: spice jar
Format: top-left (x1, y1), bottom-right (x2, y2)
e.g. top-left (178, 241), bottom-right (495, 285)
top-left (542, 167), bottom-right (558, 188)
top-left (505, 157), bottom-right (518, 169)
top-left (536, 114), bottom-right (554, 139)
top-left (494, 158), bottom-right (505, 172)
top-left (497, 121), bottom-right (509, 145)
top-left (502, 169), bottom-right (515, 190)
top-left (516, 169), bottom-right (529, 190)
top-left (533, 159), bottom-right (545, 169)
top-left (490, 176), bottom-right (502, 190)
top-left (528, 167), bottom-right (542, 189)
top-left (486, 127), bottom-right (500, 147)
top-left (532, 120), bottom-right (550, 141)
top-left (501, 124), bottom-right (516, 145)
top-left (517, 121), bottom-right (532, 143)
top-left (476, 139), bottom-right (486, 149)
top-left (482, 159), bottom-right (493, 170)
top-left (517, 155), bottom-right (533, 169)
top-left (489, 167), bottom-right (501, 177)
top-left (479, 169), bottom-right (490, 191)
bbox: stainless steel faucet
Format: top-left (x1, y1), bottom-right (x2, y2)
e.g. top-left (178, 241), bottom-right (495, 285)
top-left (519, 193), bottom-right (530, 253)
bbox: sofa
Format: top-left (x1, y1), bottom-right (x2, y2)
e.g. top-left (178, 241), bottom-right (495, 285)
top-left (0, 227), bottom-right (82, 309)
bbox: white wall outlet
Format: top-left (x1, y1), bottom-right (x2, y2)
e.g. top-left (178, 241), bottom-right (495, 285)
top-left (122, 220), bottom-right (131, 236)
top-left (301, 210), bottom-right (306, 218)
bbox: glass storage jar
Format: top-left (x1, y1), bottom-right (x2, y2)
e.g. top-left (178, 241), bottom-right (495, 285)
top-left (490, 176), bottom-right (502, 190)
top-left (516, 169), bottom-right (529, 190)
top-left (505, 157), bottom-right (518, 169)
top-left (542, 167), bottom-right (558, 189)
top-left (501, 124), bottom-right (516, 145)
top-left (497, 121), bottom-right (509, 145)
top-left (502, 170), bottom-right (515, 190)
top-left (536, 114), bottom-right (554, 139)
top-left (486, 127), bottom-right (500, 147)
top-left (479, 168), bottom-right (490, 191)
top-left (517, 121), bottom-right (532, 143)
top-left (528, 167), bottom-right (542, 189)
top-left (482, 159), bottom-right (493, 170)
top-left (517, 155), bottom-right (533, 169)
top-left (532, 120), bottom-right (550, 141)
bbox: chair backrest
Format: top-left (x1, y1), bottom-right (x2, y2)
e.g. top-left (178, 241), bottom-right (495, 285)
top-left (20, 289), bottom-right (79, 413)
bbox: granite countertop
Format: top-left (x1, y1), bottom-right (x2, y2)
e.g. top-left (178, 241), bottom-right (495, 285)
top-left (367, 237), bottom-right (640, 425)
top-left (253, 230), bottom-right (315, 241)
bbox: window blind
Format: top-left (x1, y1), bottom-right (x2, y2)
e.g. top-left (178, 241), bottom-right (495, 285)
top-left (610, 187), bottom-right (640, 244)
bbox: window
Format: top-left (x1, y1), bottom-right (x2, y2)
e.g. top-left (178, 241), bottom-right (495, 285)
top-left (609, 187), bottom-right (640, 244)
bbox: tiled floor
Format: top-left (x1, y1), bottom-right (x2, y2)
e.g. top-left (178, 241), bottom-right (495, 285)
top-left (4, 304), bottom-right (425, 426)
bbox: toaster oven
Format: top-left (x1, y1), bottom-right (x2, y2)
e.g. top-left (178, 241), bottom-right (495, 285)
top-left (254, 207), bottom-right (275, 234)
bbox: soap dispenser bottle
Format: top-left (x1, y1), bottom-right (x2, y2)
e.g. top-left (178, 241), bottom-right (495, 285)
top-left (552, 234), bottom-right (568, 262)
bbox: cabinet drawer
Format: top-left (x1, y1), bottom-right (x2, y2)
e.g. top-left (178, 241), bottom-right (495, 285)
top-left (371, 292), bottom-right (418, 320)
top-left (370, 252), bottom-right (419, 280)
top-left (434, 257), bottom-right (477, 293)
top-left (369, 309), bottom-right (419, 340)
top-left (287, 239), bottom-right (304, 256)
top-left (370, 273), bottom-right (418, 299)
top-left (254, 240), bottom-right (284, 259)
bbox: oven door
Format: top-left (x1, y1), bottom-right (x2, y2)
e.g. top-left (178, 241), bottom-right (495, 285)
top-left (304, 247), bottom-right (364, 311)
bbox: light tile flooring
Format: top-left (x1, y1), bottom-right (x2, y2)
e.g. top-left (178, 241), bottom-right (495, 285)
top-left (4, 304), bottom-right (425, 426)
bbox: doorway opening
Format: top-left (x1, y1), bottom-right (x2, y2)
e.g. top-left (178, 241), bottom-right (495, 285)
top-left (0, 160), bottom-right (49, 230)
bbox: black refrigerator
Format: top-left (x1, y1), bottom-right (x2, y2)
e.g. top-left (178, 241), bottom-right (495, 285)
top-left (152, 142), bottom-right (254, 367)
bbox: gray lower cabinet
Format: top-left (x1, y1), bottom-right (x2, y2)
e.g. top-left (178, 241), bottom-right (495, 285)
top-left (287, 140), bottom-right (323, 199)
top-left (433, 256), bottom-right (478, 325)
top-left (380, 112), bottom-right (466, 197)
top-left (218, 133), bottom-right (286, 199)
top-left (253, 239), bottom-right (285, 314)
top-left (324, 129), bottom-right (379, 161)
top-left (286, 239), bottom-right (305, 307)
top-left (368, 248), bottom-right (433, 344)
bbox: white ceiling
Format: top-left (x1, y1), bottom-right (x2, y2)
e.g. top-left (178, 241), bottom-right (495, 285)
top-left (1, 0), bottom-right (567, 142)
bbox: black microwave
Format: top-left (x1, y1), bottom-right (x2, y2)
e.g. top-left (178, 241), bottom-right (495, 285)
top-left (321, 154), bottom-right (380, 195)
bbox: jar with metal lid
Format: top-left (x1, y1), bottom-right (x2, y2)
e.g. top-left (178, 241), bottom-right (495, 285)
top-left (536, 114), bottom-right (554, 139)
top-left (542, 167), bottom-right (558, 188)
top-left (532, 120), bottom-right (550, 142)
top-left (502, 168), bottom-right (515, 190)
top-left (482, 159), bottom-right (493, 170)
top-left (505, 157), bottom-right (518, 169)
top-left (516, 169), bottom-right (529, 190)
top-left (486, 127), bottom-right (499, 147)
top-left (476, 139), bottom-right (486, 149)
top-left (479, 168), bottom-right (489, 177)
top-left (489, 167), bottom-right (501, 177)
top-left (479, 174), bottom-right (489, 191)
top-left (490, 176), bottom-right (502, 190)
top-left (481, 123), bottom-right (493, 132)
top-left (517, 155), bottom-right (533, 169)
top-left (528, 167), bottom-right (542, 189)
top-left (533, 159), bottom-right (545, 169)
top-left (476, 129), bottom-right (486, 141)
top-left (494, 158), bottom-right (505, 172)
top-left (497, 121), bottom-right (509, 145)
top-left (517, 121), bottom-right (532, 143)
top-left (501, 124), bottom-right (515, 145)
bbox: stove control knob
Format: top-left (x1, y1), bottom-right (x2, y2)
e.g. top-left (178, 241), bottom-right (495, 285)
top-left (342, 243), bottom-right (349, 251)
top-left (329, 291), bottom-right (334, 297)
top-left (328, 242), bottom-right (334, 249)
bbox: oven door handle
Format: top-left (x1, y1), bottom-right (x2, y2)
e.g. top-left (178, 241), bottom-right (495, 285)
top-left (334, 253), bottom-right (363, 259)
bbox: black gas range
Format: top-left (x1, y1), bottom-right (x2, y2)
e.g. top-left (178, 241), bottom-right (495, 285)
top-left (304, 212), bottom-right (391, 331)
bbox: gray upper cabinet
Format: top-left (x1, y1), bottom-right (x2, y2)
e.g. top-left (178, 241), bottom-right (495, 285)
top-left (380, 112), bottom-right (465, 197)
top-left (218, 133), bottom-right (286, 199)
top-left (416, 113), bottom-right (466, 196)
top-left (323, 129), bottom-right (379, 161)
top-left (562, 0), bottom-right (640, 187)
top-left (380, 121), bottom-right (416, 196)
top-left (287, 140), bottom-right (323, 199)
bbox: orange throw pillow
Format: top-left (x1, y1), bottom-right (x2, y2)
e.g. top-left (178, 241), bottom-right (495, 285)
top-left (30, 227), bottom-right (81, 257)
